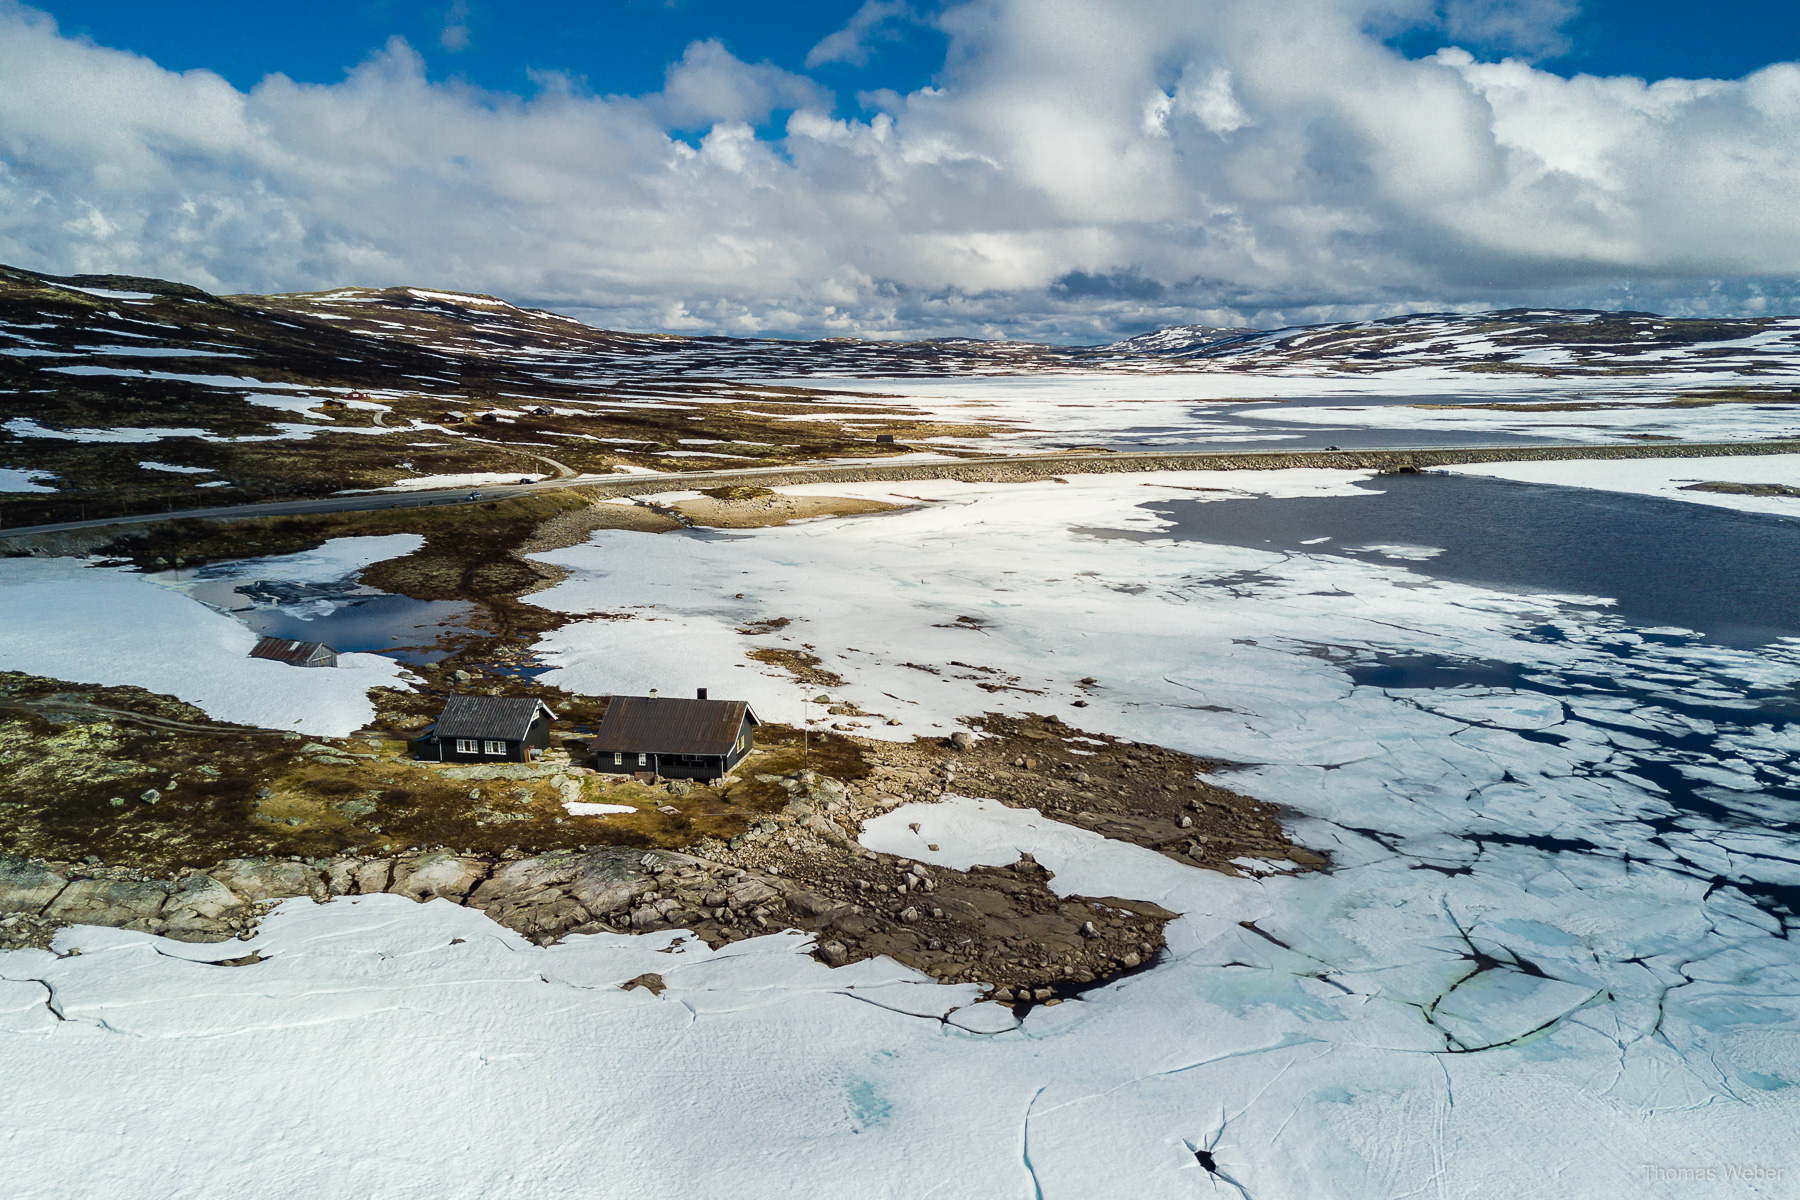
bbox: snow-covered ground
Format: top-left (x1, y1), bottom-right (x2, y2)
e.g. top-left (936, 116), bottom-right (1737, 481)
top-left (1446, 453), bottom-right (1800, 518)
top-left (0, 536), bottom-right (418, 735)
top-left (3, 474), bottom-right (1798, 1197)
top-left (347, 470), bottom-right (547, 493)
top-left (0, 468), bottom-right (56, 492)
top-left (750, 372), bottom-right (1800, 454)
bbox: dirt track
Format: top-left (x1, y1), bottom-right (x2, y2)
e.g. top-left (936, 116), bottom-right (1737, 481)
top-left (4, 437), bottom-right (1798, 545)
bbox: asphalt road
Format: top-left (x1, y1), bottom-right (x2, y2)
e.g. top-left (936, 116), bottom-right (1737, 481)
top-left (4, 439), bottom-right (1798, 540)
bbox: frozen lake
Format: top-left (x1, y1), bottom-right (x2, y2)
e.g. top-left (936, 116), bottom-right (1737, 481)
top-left (4, 470), bottom-right (1798, 1198)
top-left (1145, 470), bottom-right (1800, 645)
top-left (179, 575), bottom-right (478, 664)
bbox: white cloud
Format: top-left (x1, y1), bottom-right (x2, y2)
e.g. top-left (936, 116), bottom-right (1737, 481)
top-left (655, 38), bottom-right (830, 128)
top-left (0, 0), bottom-right (1795, 340)
top-left (1440, 0), bottom-right (1580, 60)
top-left (439, 1), bottom-right (471, 53)
top-left (806, 1), bottom-right (913, 69)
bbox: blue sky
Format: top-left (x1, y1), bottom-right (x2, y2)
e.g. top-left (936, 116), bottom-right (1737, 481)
top-left (5, 1), bottom-right (1799, 338)
top-left (35, 1), bottom-right (948, 117)
top-left (35, 0), bottom-right (1799, 100)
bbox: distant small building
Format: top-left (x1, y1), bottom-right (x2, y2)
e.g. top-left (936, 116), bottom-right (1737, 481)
top-left (250, 636), bottom-right (338, 668)
top-left (412, 696), bottom-right (556, 763)
top-left (591, 689), bottom-right (759, 782)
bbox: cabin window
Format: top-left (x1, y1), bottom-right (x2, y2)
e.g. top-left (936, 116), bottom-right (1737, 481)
top-left (613, 752), bottom-right (622, 766)
top-left (455, 739), bottom-right (478, 755)
top-left (483, 740), bottom-right (506, 756)
top-left (637, 753), bottom-right (647, 767)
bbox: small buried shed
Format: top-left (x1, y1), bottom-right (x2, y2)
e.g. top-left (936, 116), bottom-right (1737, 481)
top-left (250, 636), bottom-right (338, 668)
top-left (591, 690), bottom-right (759, 782)
top-left (411, 696), bottom-right (557, 763)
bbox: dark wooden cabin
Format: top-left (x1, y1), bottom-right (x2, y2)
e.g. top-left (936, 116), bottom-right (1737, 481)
top-left (412, 696), bottom-right (556, 763)
top-left (591, 690), bottom-right (759, 782)
top-left (250, 636), bottom-right (338, 668)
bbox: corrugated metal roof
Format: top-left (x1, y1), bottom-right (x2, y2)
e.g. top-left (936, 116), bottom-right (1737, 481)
top-left (250, 636), bottom-right (334, 666)
top-left (434, 696), bottom-right (556, 741)
top-left (591, 695), bottom-right (758, 757)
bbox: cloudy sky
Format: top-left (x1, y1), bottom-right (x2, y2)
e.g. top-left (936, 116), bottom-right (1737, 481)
top-left (3, 1), bottom-right (1798, 340)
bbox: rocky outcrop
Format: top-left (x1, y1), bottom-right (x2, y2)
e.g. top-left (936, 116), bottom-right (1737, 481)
top-left (0, 844), bottom-right (721, 951)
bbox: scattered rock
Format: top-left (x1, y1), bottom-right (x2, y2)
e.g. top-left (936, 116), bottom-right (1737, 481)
top-left (819, 941), bottom-right (848, 967)
top-left (622, 972), bottom-right (666, 996)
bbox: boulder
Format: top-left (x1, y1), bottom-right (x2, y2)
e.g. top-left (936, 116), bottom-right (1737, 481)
top-left (389, 852), bottom-right (487, 901)
top-left (726, 878), bottom-right (779, 910)
top-left (470, 852), bottom-right (584, 912)
top-left (321, 857), bottom-right (363, 896)
top-left (353, 859), bottom-right (395, 895)
top-left (165, 873), bottom-right (244, 921)
top-left (469, 848), bottom-right (658, 932)
top-left (500, 894), bottom-right (592, 938)
top-left (43, 878), bottom-right (171, 927)
top-left (568, 849), bottom-right (665, 917)
top-left (802, 813), bottom-right (852, 847)
top-left (0, 858), bottom-right (69, 914)
top-left (787, 890), bottom-right (847, 918)
top-left (211, 859), bottom-right (320, 903)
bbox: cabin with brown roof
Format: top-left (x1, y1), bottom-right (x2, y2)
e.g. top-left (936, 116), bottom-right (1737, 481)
top-left (591, 689), bottom-right (758, 782)
top-left (411, 696), bottom-right (556, 763)
top-left (250, 636), bottom-right (337, 668)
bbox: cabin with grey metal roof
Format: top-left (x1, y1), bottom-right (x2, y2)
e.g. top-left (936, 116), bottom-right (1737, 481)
top-left (249, 636), bottom-right (338, 668)
top-left (411, 696), bottom-right (556, 763)
top-left (591, 689), bottom-right (759, 782)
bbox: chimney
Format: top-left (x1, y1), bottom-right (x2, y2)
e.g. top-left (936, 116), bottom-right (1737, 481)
top-left (697, 687), bottom-right (708, 700)
top-left (649, 688), bottom-right (658, 701)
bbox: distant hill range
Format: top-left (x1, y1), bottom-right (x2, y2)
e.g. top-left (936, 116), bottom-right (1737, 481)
top-left (3, 261), bottom-right (1798, 528)
top-left (5, 263), bottom-right (1798, 381)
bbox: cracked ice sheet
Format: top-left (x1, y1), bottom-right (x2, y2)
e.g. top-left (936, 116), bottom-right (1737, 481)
top-left (0, 536), bottom-right (418, 734)
top-left (521, 470), bottom-right (1800, 1193)
top-left (0, 897), bottom-right (1036, 1199)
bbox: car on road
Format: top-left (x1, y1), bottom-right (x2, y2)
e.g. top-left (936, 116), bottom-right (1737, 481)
top-left (465, 491), bottom-right (481, 500)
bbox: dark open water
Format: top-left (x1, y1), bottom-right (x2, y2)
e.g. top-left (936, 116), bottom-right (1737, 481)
top-left (1147, 472), bottom-right (1800, 647)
